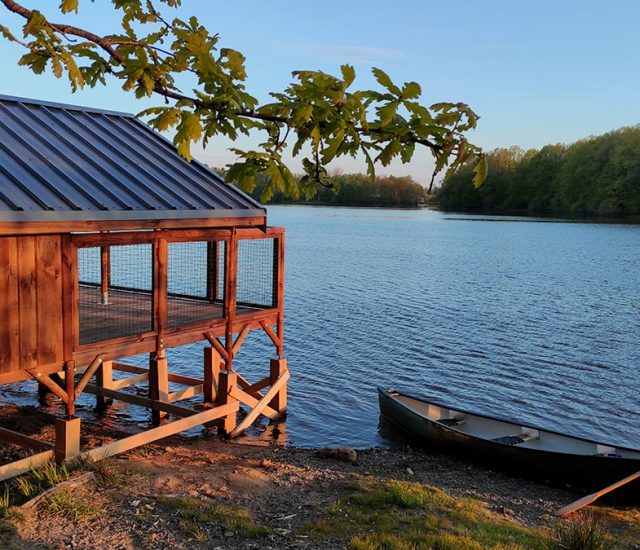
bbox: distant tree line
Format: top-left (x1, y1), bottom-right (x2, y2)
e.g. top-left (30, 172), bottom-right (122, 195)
top-left (216, 169), bottom-right (429, 207)
top-left (435, 126), bottom-right (640, 217)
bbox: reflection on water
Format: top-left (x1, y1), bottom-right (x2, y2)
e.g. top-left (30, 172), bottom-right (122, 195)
top-left (2, 206), bottom-right (639, 450)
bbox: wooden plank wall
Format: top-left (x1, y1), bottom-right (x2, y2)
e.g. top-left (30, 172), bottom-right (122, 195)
top-left (0, 236), bottom-right (64, 376)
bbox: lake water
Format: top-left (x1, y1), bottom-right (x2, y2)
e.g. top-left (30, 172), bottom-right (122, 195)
top-left (6, 206), bottom-right (640, 449)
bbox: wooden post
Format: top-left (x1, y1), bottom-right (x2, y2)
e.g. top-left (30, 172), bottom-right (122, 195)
top-left (276, 233), bottom-right (285, 356)
top-left (64, 360), bottom-right (75, 417)
top-left (203, 347), bottom-right (220, 404)
top-left (224, 231), bottom-right (238, 371)
top-left (54, 417), bottom-right (81, 462)
top-left (206, 241), bottom-right (219, 303)
top-left (96, 360), bottom-right (113, 411)
top-left (100, 245), bottom-right (110, 304)
top-left (149, 351), bottom-right (169, 423)
top-left (215, 371), bottom-right (237, 434)
top-left (269, 357), bottom-right (288, 414)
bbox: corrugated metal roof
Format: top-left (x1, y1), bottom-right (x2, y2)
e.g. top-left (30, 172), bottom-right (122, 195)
top-left (0, 94), bottom-right (265, 222)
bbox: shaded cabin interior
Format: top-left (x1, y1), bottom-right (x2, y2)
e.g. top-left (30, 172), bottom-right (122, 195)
top-left (0, 95), bottom-right (287, 478)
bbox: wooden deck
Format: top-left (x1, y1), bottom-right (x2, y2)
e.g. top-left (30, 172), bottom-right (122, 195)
top-left (79, 285), bottom-right (255, 344)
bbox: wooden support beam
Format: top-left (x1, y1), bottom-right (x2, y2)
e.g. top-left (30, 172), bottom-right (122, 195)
top-left (96, 360), bottom-right (113, 410)
top-left (228, 386), bottom-right (281, 421)
top-left (260, 321), bottom-right (282, 349)
top-left (84, 385), bottom-right (198, 417)
top-left (64, 361), bottom-right (75, 416)
top-left (110, 372), bottom-right (149, 390)
top-left (244, 377), bottom-right (271, 395)
top-left (0, 450), bottom-right (55, 482)
top-left (80, 402), bottom-right (239, 463)
top-left (236, 372), bottom-right (265, 400)
top-left (229, 369), bottom-right (290, 438)
top-left (0, 427), bottom-right (53, 452)
top-left (232, 325), bottom-right (251, 355)
top-left (55, 417), bottom-right (81, 462)
top-left (215, 371), bottom-right (238, 434)
top-left (167, 384), bottom-right (203, 403)
top-left (100, 245), bottom-right (110, 305)
top-left (74, 355), bottom-right (103, 398)
top-left (28, 369), bottom-right (69, 404)
top-left (112, 362), bottom-right (203, 387)
top-left (203, 346), bottom-right (220, 403)
top-left (204, 332), bottom-right (229, 363)
top-left (270, 358), bottom-right (288, 414)
top-left (224, 230), bottom-right (238, 372)
top-left (149, 351), bottom-right (169, 423)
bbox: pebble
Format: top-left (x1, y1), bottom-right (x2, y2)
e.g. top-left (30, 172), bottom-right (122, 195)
top-left (406, 467), bottom-right (414, 475)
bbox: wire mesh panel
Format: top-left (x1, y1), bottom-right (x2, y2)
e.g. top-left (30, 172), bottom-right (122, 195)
top-left (78, 244), bottom-right (153, 344)
top-left (237, 238), bottom-right (277, 309)
top-left (167, 240), bottom-right (226, 328)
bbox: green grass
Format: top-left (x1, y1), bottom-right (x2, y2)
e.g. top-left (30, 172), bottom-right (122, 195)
top-left (302, 480), bottom-right (547, 550)
top-left (157, 496), bottom-right (270, 539)
top-left (43, 489), bottom-right (104, 521)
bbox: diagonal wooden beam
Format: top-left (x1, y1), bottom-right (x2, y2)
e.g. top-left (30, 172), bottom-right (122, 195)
top-left (28, 369), bottom-right (69, 404)
top-left (229, 368), bottom-right (290, 438)
top-left (232, 325), bottom-right (251, 355)
top-left (75, 355), bottom-right (103, 398)
top-left (0, 427), bottom-right (53, 452)
top-left (244, 377), bottom-right (271, 395)
top-left (236, 372), bottom-right (265, 400)
top-left (260, 321), bottom-right (282, 349)
top-left (81, 402), bottom-right (240, 463)
top-left (204, 332), bottom-right (229, 363)
top-left (228, 386), bottom-right (280, 421)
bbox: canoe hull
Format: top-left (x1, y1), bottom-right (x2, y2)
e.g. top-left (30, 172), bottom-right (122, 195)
top-left (378, 388), bottom-right (640, 492)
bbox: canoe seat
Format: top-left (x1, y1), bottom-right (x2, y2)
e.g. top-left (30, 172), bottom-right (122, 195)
top-left (438, 417), bottom-right (466, 427)
top-left (492, 435), bottom-right (525, 445)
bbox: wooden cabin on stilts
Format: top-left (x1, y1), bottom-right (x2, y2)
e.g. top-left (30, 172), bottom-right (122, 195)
top-left (0, 95), bottom-right (287, 480)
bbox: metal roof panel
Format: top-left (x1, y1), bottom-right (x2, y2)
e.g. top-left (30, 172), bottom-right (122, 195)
top-left (0, 95), bottom-right (265, 222)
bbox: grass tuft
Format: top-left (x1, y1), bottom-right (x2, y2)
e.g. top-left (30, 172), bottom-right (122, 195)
top-left (549, 513), bottom-right (612, 550)
top-left (157, 496), bottom-right (270, 539)
top-left (43, 490), bottom-right (104, 521)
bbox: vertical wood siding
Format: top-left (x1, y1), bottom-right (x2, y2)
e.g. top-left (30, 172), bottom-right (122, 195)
top-left (0, 236), bottom-right (64, 374)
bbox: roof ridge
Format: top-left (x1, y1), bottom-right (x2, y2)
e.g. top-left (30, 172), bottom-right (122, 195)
top-left (0, 94), bottom-right (134, 118)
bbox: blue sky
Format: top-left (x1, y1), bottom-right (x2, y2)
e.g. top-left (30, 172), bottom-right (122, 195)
top-left (1, 1), bottom-right (639, 185)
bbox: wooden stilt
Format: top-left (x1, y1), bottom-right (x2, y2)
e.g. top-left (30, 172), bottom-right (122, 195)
top-left (64, 360), bottom-right (76, 416)
top-left (149, 351), bottom-right (169, 423)
top-left (96, 360), bottom-right (113, 411)
top-left (203, 346), bottom-right (220, 404)
top-left (269, 357), bottom-right (288, 414)
top-left (215, 371), bottom-right (237, 435)
top-left (54, 417), bottom-right (81, 462)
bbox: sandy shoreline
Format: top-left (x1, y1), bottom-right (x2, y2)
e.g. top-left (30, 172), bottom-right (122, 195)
top-left (0, 406), bottom-right (639, 549)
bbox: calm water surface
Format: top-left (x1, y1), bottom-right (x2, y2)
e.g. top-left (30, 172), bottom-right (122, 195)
top-left (6, 206), bottom-right (640, 449)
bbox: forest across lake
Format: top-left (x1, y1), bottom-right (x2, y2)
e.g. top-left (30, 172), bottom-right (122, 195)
top-left (436, 125), bottom-right (640, 218)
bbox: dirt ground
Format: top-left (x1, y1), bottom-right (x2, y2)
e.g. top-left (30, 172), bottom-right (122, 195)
top-left (0, 406), bottom-right (639, 549)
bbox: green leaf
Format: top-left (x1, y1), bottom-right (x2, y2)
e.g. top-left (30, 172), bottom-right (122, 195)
top-left (377, 101), bottom-right (398, 126)
top-left (377, 140), bottom-right (401, 166)
top-left (473, 154), bottom-right (488, 188)
top-left (372, 67), bottom-right (400, 95)
top-left (59, 0), bottom-right (79, 14)
top-left (23, 10), bottom-right (46, 37)
top-left (401, 81), bottom-right (421, 99)
top-left (341, 64), bottom-right (355, 87)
